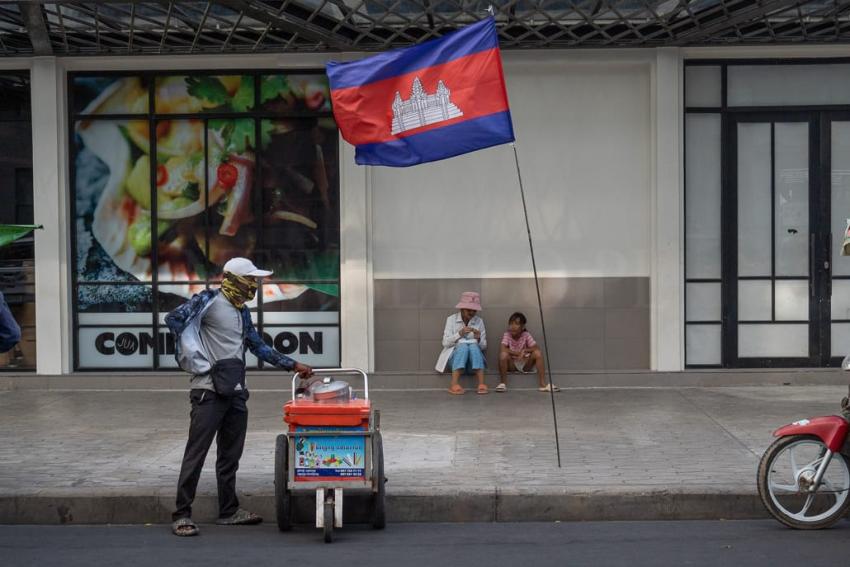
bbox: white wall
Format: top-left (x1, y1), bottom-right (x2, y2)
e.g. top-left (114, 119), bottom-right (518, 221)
top-left (371, 52), bottom-right (654, 279)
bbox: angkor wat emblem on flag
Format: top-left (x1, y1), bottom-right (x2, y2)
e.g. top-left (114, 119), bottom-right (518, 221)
top-left (390, 77), bottom-right (464, 135)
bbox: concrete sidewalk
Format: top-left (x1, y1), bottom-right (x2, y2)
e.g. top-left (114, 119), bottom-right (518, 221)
top-left (0, 384), bottom-right (848, 524)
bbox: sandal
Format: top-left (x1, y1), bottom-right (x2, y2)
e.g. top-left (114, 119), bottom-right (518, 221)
top-left (477, 384), bottom-right (489, 395)
top-left (172, 517), bottom-right (199, 537)
top-left (448, 384), bottom-right (465, 395)
top-left (495, 383), bottom-right (507, 393)
top-left (216, 509), bottom-right (263, 525)
top-left (538, 383), bottom-right (561, 392)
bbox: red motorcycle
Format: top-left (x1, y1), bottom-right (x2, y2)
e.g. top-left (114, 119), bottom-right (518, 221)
top-left (758, 389), bottom-right (850, 529)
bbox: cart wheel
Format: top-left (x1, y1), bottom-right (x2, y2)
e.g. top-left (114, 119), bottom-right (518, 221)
top-left (274, 434), bottom-right (292, 532)
top-left (372, 430), bottom-right (386, 529)
top-left (323, 499), bottom-right (334, 543)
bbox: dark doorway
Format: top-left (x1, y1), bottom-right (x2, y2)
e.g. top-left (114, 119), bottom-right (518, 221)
top-left (0, 72), bottom-right (34, 370)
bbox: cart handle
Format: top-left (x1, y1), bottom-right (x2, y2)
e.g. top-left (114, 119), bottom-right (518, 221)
top-left (291, 367), bottom-right (369, 401)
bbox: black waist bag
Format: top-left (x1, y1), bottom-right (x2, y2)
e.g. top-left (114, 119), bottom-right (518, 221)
top-left (210, 358), bottom-right (247, 398)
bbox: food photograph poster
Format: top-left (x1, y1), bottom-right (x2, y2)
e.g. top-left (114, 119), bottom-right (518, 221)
top-left (71, 73), bottom-right (341, 369)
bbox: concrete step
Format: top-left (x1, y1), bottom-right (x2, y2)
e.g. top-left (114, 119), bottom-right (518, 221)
top-left (1, 368), bottom-right (848, 390)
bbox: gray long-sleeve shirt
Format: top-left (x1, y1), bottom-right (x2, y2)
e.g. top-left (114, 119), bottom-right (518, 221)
top-left (190, 293), bottom-right (245, 391)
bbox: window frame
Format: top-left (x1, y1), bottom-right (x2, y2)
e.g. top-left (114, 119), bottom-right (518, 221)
top-left (68, 69), bottom-right (341, 371)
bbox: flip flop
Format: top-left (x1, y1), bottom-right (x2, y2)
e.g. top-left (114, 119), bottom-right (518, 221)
top-left (448, 384), bottom-right (465, 395)
top-left (477, 384), bottom-right (489, 395)
top-left (172, 517), bottom-right (199, 537)
top-left (216, 509), bottom-right (263, 525)
top-left (538, 384), bottom-right (561, 392)
top-left (495, 383), bottom-right (507, 393)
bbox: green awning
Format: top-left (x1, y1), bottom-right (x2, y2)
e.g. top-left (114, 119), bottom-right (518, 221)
top-left (0, 224), bottom-right (42, 248)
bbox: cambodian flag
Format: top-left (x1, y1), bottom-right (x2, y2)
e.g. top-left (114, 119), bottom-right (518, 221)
top-left (326, 17), bottom-right (515, 167)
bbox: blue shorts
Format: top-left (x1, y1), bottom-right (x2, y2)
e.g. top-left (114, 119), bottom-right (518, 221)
top-left (450, 342), bottom-right (485, 373)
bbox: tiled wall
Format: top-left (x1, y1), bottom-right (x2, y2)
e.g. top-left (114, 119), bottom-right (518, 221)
top-left (374, 277), bottom-right (650, 372)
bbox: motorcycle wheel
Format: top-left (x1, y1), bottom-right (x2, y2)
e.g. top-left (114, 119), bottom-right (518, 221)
top-left (758, 434), bottom-right (850, 529)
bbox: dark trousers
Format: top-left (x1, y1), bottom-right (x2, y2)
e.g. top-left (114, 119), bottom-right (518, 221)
top-left (173, 389), bottom-right (248, 521)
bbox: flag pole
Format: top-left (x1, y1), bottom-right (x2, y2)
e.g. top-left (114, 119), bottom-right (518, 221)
top-left (511, 142), bottom-right (561, 468)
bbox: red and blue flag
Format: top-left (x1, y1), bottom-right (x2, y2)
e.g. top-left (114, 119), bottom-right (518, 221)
top-left (326, 17), bottom-right (515, 167)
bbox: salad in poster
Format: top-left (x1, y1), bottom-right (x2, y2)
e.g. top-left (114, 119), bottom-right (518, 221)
top-left (73, 74), bottom-right (339, 308)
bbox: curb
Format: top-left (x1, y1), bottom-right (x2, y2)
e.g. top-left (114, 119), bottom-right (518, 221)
top-left (0, 490), bottom-right (768, 525)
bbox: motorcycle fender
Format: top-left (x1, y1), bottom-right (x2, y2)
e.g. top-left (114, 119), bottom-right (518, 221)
top-left (773, 416), bottom-right (849, 453)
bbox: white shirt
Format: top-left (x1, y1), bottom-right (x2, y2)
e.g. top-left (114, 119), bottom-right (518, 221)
top-left (435, 312), bottom-right (487, 372)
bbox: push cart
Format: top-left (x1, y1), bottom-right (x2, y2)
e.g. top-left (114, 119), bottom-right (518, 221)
top-left (275, 368), bottom-right (385, 542)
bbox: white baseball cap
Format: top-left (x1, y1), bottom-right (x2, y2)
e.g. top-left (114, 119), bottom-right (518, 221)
top-left (222, 257), bottom-right (273, 277)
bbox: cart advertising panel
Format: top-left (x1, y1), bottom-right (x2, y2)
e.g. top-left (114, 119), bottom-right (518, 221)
top-left (294, 426), bottom-right (367, 481)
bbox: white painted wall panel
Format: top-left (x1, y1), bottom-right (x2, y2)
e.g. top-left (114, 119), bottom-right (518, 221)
top-left (371, 55), bottom-right (653, 279)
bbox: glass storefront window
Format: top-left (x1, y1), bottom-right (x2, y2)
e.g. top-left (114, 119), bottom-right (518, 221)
top-left (0, 73), bottom-right (34, 371)
top-left (155, 75), bottom-right (255, 114)
top-left (685, 59), bottom-right (850, 368)
top-left (260, 75), bottom-right (331, 113)
top-left (728, 64), bottom-right (850, 107)
top-left (72, 75), bottom-right (149, 115)
top-left (684, 65), bottom-right (721, 108)
top-left (70, 72), bottom-right (340, 370)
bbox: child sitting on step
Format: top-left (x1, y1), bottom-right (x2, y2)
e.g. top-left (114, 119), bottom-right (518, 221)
top-left (496, 312), bottom-right (559, 393)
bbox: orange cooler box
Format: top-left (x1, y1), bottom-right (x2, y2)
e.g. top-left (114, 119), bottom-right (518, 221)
top-left (284, 399), bottom-right (372, 429)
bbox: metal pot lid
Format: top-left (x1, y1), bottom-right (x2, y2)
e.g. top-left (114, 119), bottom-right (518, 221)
top-left (310, 379), bottom-right (350, 399)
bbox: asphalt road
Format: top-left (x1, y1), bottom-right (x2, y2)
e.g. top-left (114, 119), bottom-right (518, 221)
top-left (3, 520), bottom-right (850, 567)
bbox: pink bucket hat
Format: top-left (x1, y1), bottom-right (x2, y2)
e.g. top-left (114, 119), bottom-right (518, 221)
top-left (455, 291), bottom-right (482, 311)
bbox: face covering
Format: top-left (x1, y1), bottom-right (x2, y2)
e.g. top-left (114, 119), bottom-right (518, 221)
top-left (220, 272), bottom-right (258, 309)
